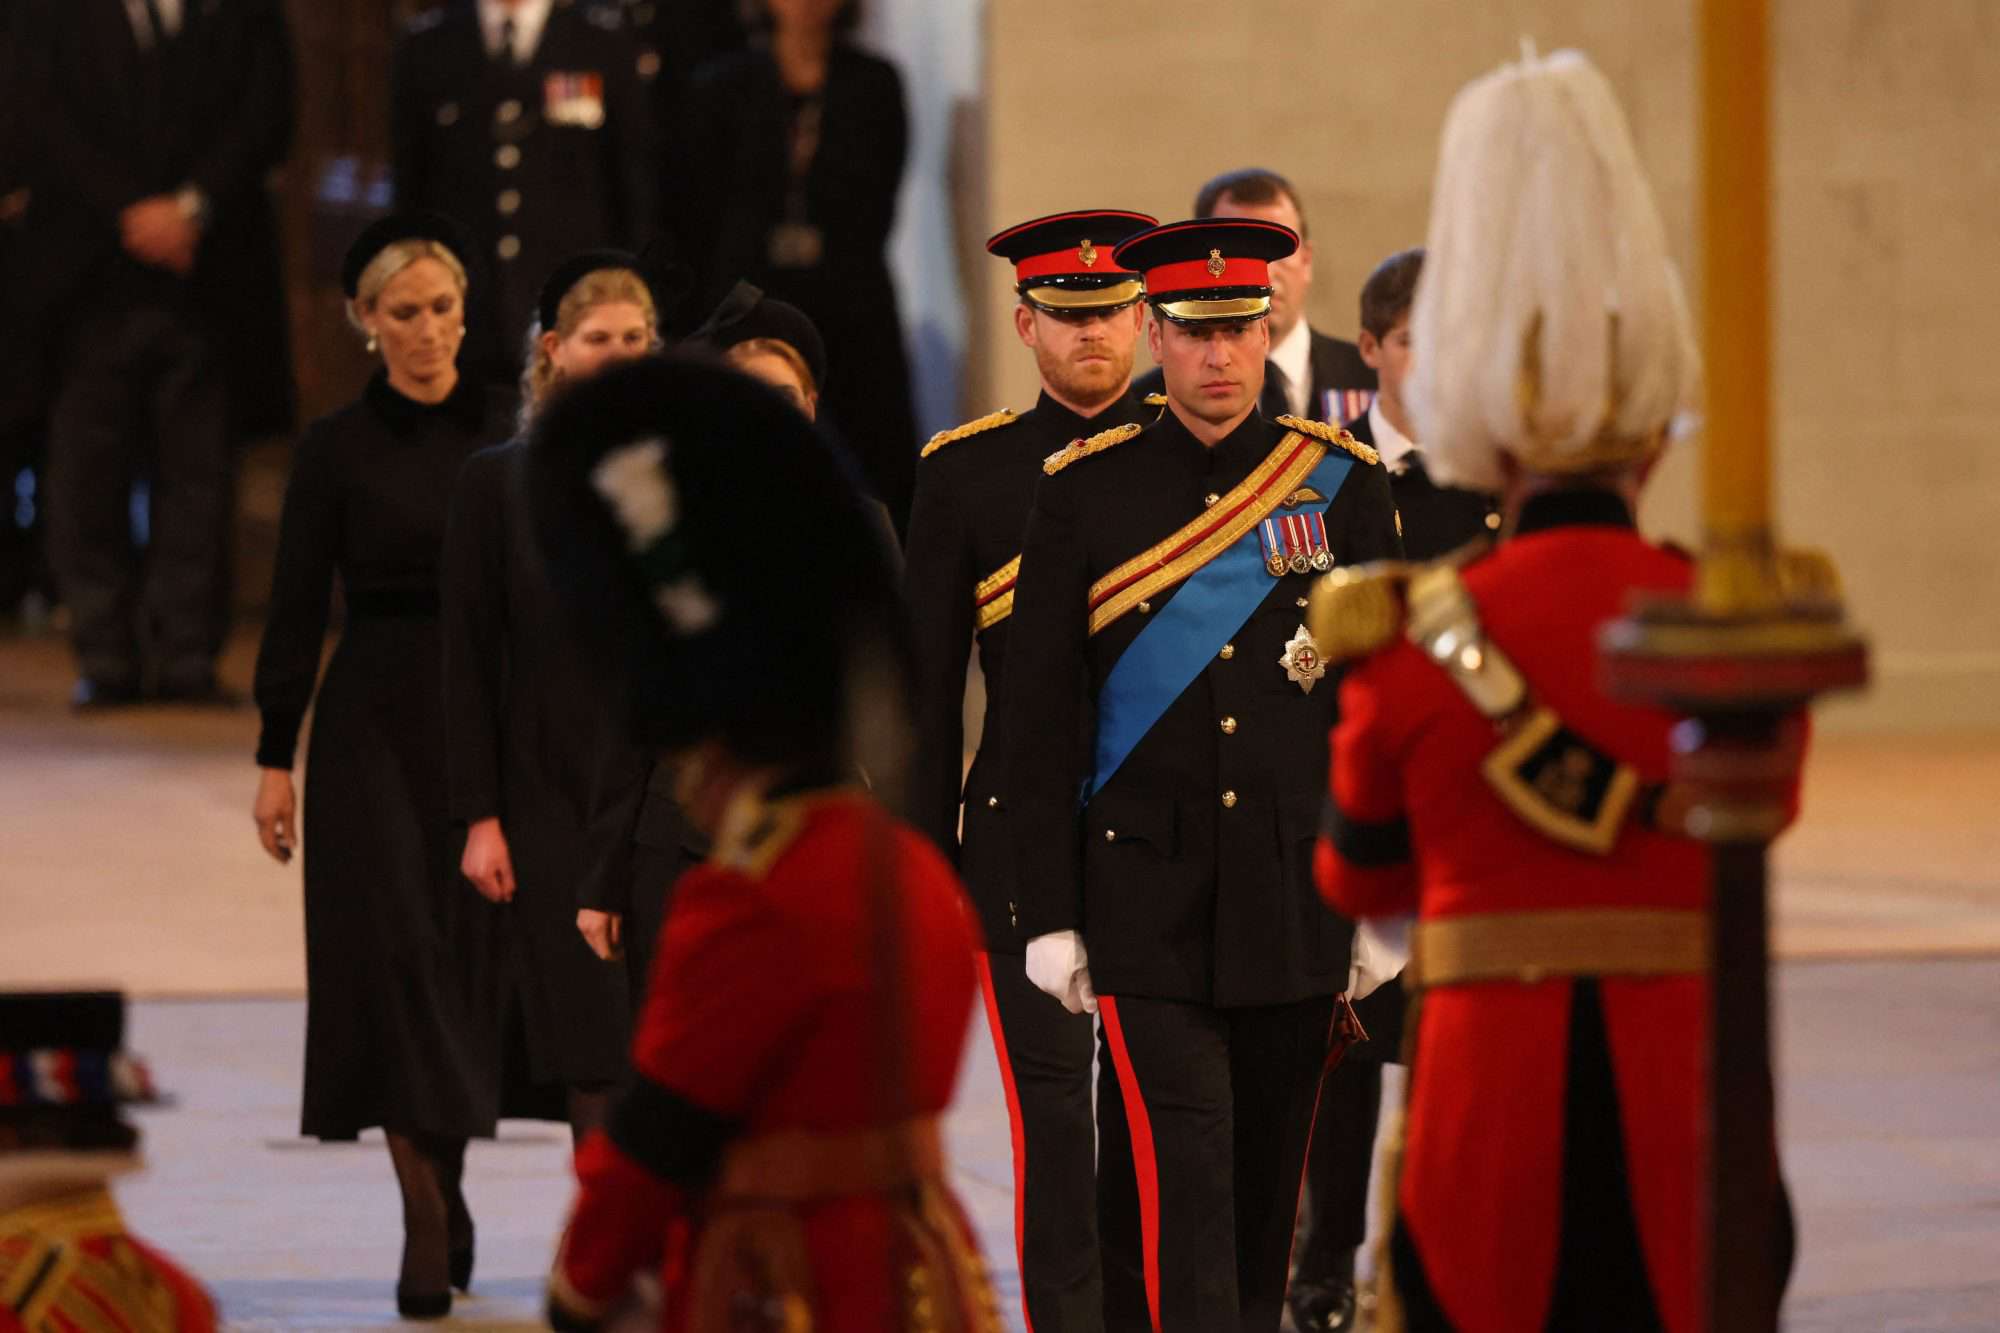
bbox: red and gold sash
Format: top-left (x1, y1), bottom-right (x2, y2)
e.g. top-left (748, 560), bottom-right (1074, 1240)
top-left (1087, 430), bottom-right (1324, 636)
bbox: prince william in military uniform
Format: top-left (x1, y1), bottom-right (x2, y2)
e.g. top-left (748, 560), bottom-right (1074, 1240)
top-left (1000, 217), bottom-right (1400, 1331)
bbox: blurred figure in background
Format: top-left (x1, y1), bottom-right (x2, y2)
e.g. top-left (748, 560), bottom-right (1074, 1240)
top-left (24, 0), bottom-right (296, 707)
top-left (671, 0), bottom-right (917, 529)
top-left (391, 0), bottom-right (658, 382)
top-left (440, 251), bottom-right (665, 1154)
top-left (576, 281), bottom-right (830, 1015)
top-left (0, 992), bottom-right (216, 1332)
top-left (250, 216), bottom-right (517, 1320)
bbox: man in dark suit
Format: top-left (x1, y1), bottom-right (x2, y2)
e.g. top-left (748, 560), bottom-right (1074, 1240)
top-left (25, 0), bottom-right (296, 706)
top-left (1136, 168), bottom-right (1376, 427)
top-left (1287, 247), bottom-right (1503, 1333)
top-left (391, 0), bottom-right (658, 380)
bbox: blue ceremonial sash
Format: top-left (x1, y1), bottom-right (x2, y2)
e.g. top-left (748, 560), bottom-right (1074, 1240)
top-left (1086, 448), bottom-right (1355, 802)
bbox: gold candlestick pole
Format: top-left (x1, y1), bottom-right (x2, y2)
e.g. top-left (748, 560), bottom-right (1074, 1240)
top-left (1598, 0), bottom-right (1869, 1327)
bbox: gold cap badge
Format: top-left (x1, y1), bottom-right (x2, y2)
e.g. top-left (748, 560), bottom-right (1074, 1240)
top-left (1078, 239), bottom-right (1098, 268)
top-left (1207, 248), bottom-right (1227, 278)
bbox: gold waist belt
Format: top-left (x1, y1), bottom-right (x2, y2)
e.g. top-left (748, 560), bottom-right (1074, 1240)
top-left (713, 1115), bottom-right (944, 1204)
top-left (1408, 908), bottom-right (1710, 990)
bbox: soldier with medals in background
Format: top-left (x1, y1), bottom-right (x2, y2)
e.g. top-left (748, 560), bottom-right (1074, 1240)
top-left (391, 0), bottom-right (659, 381)
top-left (530, 357), bottom-right (1000, 1333)
top-left (1000, 218), bottom-right (1400, 1332)
top-left (905, 208), bottom-right (1157, 1333)
top-left (1311, 49), bottom-right (1802, 1332)
top-left (0, 991), bottom-right (216, 1332)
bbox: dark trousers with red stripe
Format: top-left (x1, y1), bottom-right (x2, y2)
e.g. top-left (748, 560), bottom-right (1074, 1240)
top-left (979, 953), bottom-right (1141, 1333)
top-left (1099, 992), bottom-right (1337, 1333)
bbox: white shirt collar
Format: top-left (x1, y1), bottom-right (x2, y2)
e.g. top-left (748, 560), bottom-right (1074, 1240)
top-left (479, 0), bottom-right (554, 63)
top-left (1267, 317), bottom-right (1313, 419)
top-left (1369, 399), bottom-right (1419, 471)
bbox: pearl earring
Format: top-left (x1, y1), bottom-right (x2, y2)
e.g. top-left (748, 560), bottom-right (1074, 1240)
top-left (366, 334), bottom-right (379, 354)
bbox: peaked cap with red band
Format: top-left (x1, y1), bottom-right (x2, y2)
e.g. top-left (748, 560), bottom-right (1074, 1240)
top-left (986, 208), bottom-right (1157, 312)
top-left (1111, 216), bottom-right (1300, 323)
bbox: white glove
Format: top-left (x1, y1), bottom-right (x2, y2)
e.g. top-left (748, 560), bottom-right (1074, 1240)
top-left (1348, 915), bottom-right (1412, 1000)
top-left (1025, 930), bottom-right (1098, 1015)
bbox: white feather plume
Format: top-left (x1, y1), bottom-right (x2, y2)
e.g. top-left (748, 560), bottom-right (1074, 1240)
top-left (1409, 49), bottom-right (1699, 492)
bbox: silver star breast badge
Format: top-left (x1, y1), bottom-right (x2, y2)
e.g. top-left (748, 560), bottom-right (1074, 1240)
top-left (1280, 624), bottom-right (1327, 694)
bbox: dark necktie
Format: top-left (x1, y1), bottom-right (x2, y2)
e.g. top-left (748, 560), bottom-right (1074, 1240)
top-left (1259, 359), bottom-right (1291, 419)
top-left (498, 16), bottom-right (519, 65)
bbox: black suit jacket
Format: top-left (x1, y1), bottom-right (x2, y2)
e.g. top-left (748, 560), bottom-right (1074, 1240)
top-left (21, 0), bottom-right (296, 436)
top-left (1134, 324), bottom-right (1376, 422)
top-left (903, 388), bottom-right (1155, 952)
top-left (1346, 411), bottom-right (1502, 560)
top-left (392, 0), bottom-right (658, 374)
top-left (1001, 408), bottom-right (1402, 1006)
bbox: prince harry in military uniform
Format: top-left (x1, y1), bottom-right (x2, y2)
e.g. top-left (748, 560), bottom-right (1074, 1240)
top-left (1000, 218), bottom-right (1400, 1331)
top-left (905, 208), bottom-right (1156, 1333)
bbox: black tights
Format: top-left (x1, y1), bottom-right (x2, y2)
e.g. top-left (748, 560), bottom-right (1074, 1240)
top-left (384, 1132), bottom-right (469, 1294)
top-left (385, 1085), bottom-right (612, 1289)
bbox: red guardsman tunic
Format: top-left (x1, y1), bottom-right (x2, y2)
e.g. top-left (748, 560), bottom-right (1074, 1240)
top-left (0, 1188), bottom-right (215, 1333)
top-left (549, 789), bottom-right (1000, 1333)
top-left (1316, 494), bottom-right (1739, 1333)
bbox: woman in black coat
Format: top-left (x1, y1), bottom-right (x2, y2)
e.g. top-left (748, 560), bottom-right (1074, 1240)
top-left (439, 254), bottom-right (662, 1141)
top-left (249, 214), bottom-right (512, 1319)
top-left (670, 0), bottom-right (917, 528)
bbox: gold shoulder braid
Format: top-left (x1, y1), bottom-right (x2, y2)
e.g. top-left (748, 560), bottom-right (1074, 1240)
top-left (1142, 392), bottom-right (1168, 406)
top-left (919, 408), bottom-right (1018, 458)
top-left (1306, 562), bottom-right (1412, 664)
top-left (1043, 421), bottom-right (1143, 476)
top-left (1276, 413), bottom-right (1381, 466)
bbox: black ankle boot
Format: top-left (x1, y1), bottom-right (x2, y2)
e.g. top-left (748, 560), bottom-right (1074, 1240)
top-left (449, 1240), bottom-right (474, 1294)
top-left (395, 1284), bottom-right (452, 1320)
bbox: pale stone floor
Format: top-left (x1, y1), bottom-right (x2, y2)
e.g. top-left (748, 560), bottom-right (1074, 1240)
top-left (5, 632), bottom-right (1999, 1330)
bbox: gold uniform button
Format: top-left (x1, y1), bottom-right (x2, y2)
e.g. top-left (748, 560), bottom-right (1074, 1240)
top-left (1104, 828), bottom-right (1117, 842)
top-left (496, 235), bottom-right (521, 261)
top-left (1219, 716), bottom-right (1238, 735)
top-left (1296, 596), bottom-right (1309, 609)
top-left (497, 98), bottom-right (523, 124)
top-left (1137, 600), bottom-right (1152, 614)
top-left (986, 796), bottom-right (1000, 809)
top-left (497, 188), bottom-right (522, 216)
top-left (1204, 493), bottom-right (1221, 508)
top-left (1485, 510), bottom-right (1503, 530)
top-left (495, 144), bottom-right (521, 170)
top-left (1221, 790), bottom-right (1238, 809)
top-left (1219, 643), bottom-right (1235, 660)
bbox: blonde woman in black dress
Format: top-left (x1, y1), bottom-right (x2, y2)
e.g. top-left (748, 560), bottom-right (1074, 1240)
top-left (439, 253), bottom-right (661, 1153)
top-left (250, 214), bottom-right (512, 1319)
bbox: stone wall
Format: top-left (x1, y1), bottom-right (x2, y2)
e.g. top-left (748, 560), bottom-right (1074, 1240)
top-left (962, 0), bottom-right (2000, 730)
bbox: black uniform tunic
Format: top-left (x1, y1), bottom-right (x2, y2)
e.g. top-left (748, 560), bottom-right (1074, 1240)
top-left (904, 388), bottom-right (1153, 951)
top-left (253, 375), bottom-right (513, 1140)
top-left (1004, 407), bottom-right (1402, 1007)
top-left (391, 0), bottom-right (658, 376)
top-left (671, 44), bottom-right (916, 525)
top-left (440, 440), bottom-right (631, 1088)
top-left (1347, 410), bottom-right (1502, 561)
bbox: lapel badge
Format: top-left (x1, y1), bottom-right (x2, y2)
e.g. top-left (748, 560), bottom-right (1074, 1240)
top-left (1207, 248), bottom-right (1227, 278)
top-left (1280, 625), bottom-right (1327, 694)
top-left (1078, 239), bottom-right (1098, 268)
